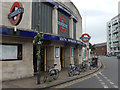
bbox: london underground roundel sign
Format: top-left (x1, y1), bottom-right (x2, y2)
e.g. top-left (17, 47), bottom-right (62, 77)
top-left (80, 33), bottom-right (91, 42)
top-left (8, 2), bottom-right (24, 26)
top-left (58, 16), bottom-right (68, 32)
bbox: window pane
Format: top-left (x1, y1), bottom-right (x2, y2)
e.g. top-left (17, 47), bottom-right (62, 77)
top-left (71, 48), bottom-right (74, 56)
top-left (0, 45), bottom-right (17, 60)
top-left (0, 44), bottom-right (22, 61)
top-left (56, 47), bottom-right (60, 58)
top-left (32, 2), bottom-right (53, 33)
top-left (73, 20), bottom-right (76, 39)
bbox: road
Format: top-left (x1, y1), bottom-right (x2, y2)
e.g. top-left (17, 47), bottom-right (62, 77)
top-left (60, 56), bottom-right (118, 88)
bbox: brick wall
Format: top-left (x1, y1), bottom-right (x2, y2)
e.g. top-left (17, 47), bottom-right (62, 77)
top-left (95, 46), bottom-right (107, 56)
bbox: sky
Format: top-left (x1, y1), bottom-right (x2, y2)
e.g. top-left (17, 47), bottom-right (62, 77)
top-left (71, 0), bottom-right (120, 44)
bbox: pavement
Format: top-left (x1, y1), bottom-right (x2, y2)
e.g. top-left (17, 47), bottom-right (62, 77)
top-left (2, 59), bottom-right (103, 89)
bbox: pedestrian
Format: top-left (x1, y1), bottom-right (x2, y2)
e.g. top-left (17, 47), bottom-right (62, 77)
top-left (95, 55), bottom-right (98, 68)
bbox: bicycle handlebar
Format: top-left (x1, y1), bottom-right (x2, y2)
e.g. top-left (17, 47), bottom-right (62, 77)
top-left (47, 64), bottom-right (57, 70)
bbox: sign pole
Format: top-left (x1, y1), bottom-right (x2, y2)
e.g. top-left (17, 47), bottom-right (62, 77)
top-left (80, 33), bottom-right (91, 61)
top-left (14, 26), bottom-right (17, 32)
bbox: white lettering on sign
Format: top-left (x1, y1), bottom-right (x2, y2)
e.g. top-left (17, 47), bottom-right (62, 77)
top-left (58, 21), bottom-right (68, 28)
top-left (68, 39), bottom-right (76, 43)
top-left (60, 37), bottom-right (67, 41)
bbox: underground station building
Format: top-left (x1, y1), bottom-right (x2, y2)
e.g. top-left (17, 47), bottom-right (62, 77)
top-left (0, 0), bottom-right (86, 81)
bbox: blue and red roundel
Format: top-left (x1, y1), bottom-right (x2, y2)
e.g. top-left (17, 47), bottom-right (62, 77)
top-left (8, 2), bottom-right (24, 26)
top-left (80, 33), bottom-right (91, 42)
top-left (58, 16), bottom-right (68, 33)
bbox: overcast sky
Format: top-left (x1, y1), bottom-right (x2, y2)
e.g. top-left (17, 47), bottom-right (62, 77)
top-left (71, 0), bottom-right (119, 44)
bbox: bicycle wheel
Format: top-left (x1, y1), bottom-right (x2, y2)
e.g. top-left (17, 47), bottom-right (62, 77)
top-left (78, 70), bottom-right (80, 75)
top-left (43, 72), bottom-right (48, 83)
top-left (85, 64), bottom-right (88, 71)
top-left (68, 70), bottom-right (73, 77)
top-left (53, 69), bottom-right (59, 80)
top-left (76, 68), bottom-right (80, 75)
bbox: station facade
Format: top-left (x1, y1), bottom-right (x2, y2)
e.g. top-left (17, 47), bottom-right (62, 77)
top-left (0, 0), bottom-right (86, 81)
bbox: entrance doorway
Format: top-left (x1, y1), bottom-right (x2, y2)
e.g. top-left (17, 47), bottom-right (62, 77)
top-left (60, 47), bottom-right (65, 69)
top-left (33, 46), bottom-right (47, 74)
top-left (40, 47), bottom-right (45, 71)
top-left (33, 45), bottom-right (37, 73)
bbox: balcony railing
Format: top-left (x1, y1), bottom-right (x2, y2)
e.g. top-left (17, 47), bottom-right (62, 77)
top-left (112, 29), bottom-right (118, 34)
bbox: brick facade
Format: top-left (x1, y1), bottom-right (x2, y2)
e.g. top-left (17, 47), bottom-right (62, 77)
top-left (94, 43), bottom-right (107, 56)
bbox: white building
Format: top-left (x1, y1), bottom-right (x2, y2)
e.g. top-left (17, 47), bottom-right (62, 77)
top-left (107, 15), bottom-right (120, 56)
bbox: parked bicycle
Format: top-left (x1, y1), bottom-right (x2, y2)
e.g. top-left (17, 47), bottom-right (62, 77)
top-left (79, 61), bottom-right (88, 72)
top-left (88, 61), bottom-right (94, 70)
top-left (68, 64), bottom-right (80, 77)
top-left (43, 64), bottom-right (59, 83)
top-left (92, 57), bottom-right (98, 68)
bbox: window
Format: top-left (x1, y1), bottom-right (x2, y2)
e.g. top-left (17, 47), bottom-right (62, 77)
top-left (32, 2), bottom-right (53, 33)
top-left (55, 47), bottom-right (60, 58)
top-left (0, 44), bottom-right (22, 61)
top-left (73, 20), bottom-right (76, 39)
top-left (79, 48), bottom-right (81, 56)
top-left (58, 9), bottom-right (69, 38)
top-left (71, 48), bottom-right (74, 56)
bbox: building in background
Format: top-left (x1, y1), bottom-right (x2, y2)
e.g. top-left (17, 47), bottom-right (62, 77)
top-left (0, 0), bottom-right (86, 81)
top-left (118, 1), bottom-right (120, 58)
top-left (94, 42), bottom-right (107, 56)
top-left (107, 15), bottom-right (120, 56)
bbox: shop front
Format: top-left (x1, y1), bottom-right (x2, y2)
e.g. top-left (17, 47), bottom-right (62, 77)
top-left (32, 33), bottom-right (86, 72)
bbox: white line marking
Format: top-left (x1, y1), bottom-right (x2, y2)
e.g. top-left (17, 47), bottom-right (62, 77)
top-left (104, 77), bottom-right (108, 79)
top-left (107, 79), bottom-right (111, 82)
top-left (101, 82), bottom-right (105, 85)
top-left (96, 75), bottom-right (100, 79)
top-left (99, 72), bottom-right (102, 74)
top-left (95, 75), bottom-right (109, 88)
top-left (99, 79), bottom-right (103, 82)
top-left (113, 85), bottom-right (118, 88)
top-left (109, 81), bottom-right (114, 85)
top-left (103, 85), bottom-right (108, 88)
top-left (99, 72), bottom-right (118, 88)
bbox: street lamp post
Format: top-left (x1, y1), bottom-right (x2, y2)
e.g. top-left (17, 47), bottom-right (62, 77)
top-left (37, 41), bottom-right (41, 84)
top-left (34, 33), bottom-right (43, 84)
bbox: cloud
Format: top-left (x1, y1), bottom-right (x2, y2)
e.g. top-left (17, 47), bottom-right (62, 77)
top-left (72, 0), bottom-right (119, 44)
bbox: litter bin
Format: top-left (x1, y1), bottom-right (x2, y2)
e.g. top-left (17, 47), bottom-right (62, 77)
top-left (92, 56), bottom-right (98, 67)
top-left (94, 57), bottom-right (98, 67)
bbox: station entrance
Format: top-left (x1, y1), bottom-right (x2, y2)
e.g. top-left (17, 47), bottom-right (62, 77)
top-left (33, 46), bottom-right (47, 74)
top-left (60, 47), bottom-right (65, 69)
